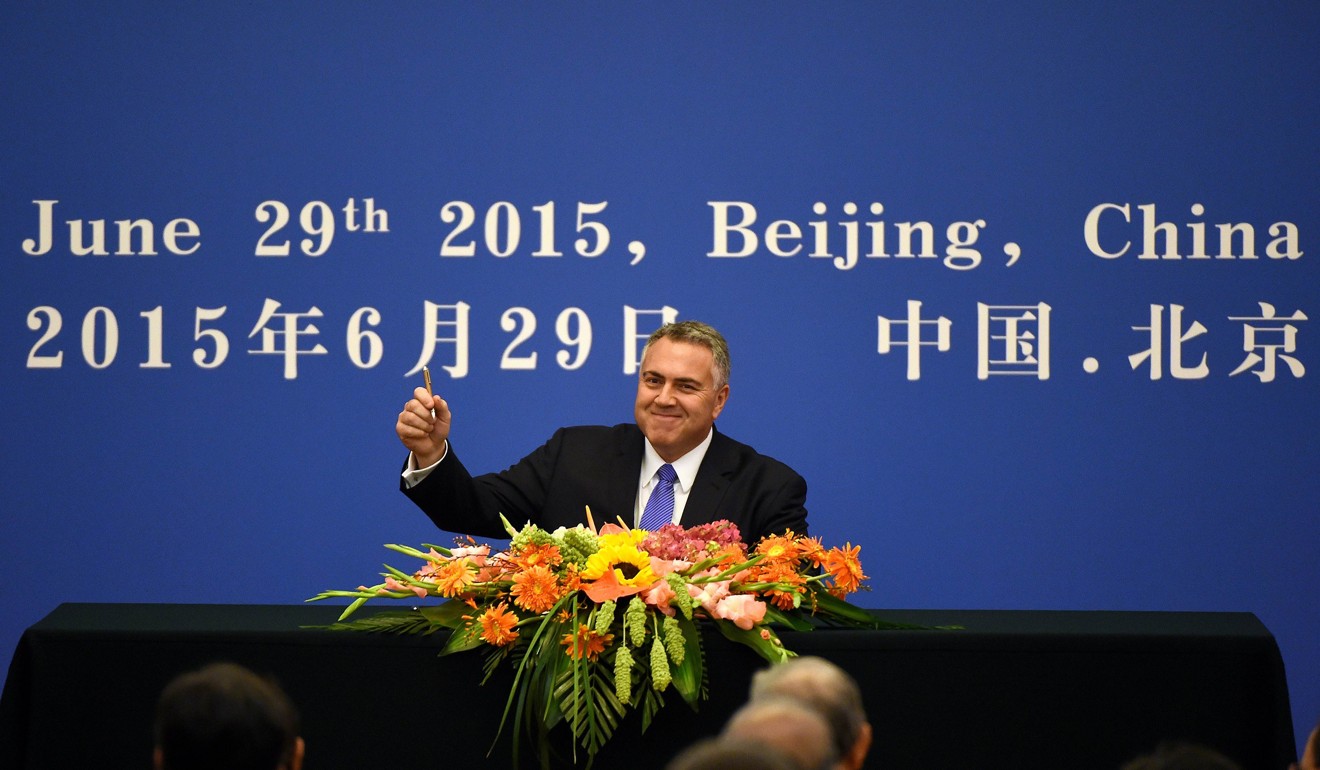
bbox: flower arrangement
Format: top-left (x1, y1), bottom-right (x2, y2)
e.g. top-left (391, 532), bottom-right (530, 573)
top-left (310, 513), bottom-right (909, 767)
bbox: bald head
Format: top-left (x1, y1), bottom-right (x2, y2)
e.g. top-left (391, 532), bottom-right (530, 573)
top-left (722, 697), bottom-right (838, 770)
top-left (750, 657), bottom-right (871, 770)
top-left (665, 737), bottom-right (800, 770)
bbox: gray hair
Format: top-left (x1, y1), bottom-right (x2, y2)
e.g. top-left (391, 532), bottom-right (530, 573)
top-left (722, 696), bottom-right (839, 770)
top-left (750, 656), bottom-right (866, 763)
top-left (642, 320), bottom-right (731, 388)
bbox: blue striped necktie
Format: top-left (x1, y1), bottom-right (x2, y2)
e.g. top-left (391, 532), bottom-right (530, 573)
top-left (640, 464), bottom-right (678, 531)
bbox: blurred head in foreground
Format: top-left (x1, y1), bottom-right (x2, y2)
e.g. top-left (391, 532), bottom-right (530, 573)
top-left (665, 737), bottom-right (800, 770)
top-left (750, 655), bottom-right (872, 770)
top-left (722, 695), bottom-right (839, 770)
top-left (1295, 717), bottom-right (1320, 770)
top-left (1120, 741), bottom-right (1242, 770)
top-left (153, 661), bottom-right (304, 770)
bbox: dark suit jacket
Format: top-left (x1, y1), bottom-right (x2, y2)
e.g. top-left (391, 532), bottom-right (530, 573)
top-left (401, 424), bottom-right (808, 544)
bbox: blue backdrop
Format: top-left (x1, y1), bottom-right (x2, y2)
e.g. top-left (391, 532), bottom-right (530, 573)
top-left (3, 2), bottom-right (1317, 757)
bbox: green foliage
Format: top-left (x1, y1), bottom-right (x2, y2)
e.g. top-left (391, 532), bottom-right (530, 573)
top-left (649, 635), bottom-right (671, 691)
top-left (309, 610), bottom-right (440, 636)
top-left (558, 527), bottom-right (601, 567)
top-left (593, 600), bottom-right (616, 636)
top-left (613, 644), bottom-right (634, 705)
top-left (554, 650), bottom-right (627, 760)
top-left (625, 596), bottom-right (648, 647)
top-left (311, 530), bottom-right (953, 768)
top-left (662, 616), bottom-right (685, 665)
top-left (668, 615), bottom-right (706, 709)
top-left (638, 680), bottom-right (666, 733)
top-left (511, 522), bottom-right (558, 551)
top-left (419, 600), bottom-right (473, 628)
top-left (713, 619), bottom-right (793, 664)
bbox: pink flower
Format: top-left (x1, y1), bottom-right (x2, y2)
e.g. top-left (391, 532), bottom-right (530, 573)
top-left (641, 577), bottom-right (677, 615)
top-left (448, 544), bottom-right (489, 564)
top-left (713, 594), bottom-right (767, 630)
top-left (687, 576), bottom-right (731, 614)
top-left (648, 556), bottom-right (690, 577)
top-left (642, 521), bottom-right (743, 561)
top-left (474, 564), bottom-right (503, 583)
top-left (384, 575), bottom-right (428, 599)
top-left (457, 549), bottom-right (499, 582)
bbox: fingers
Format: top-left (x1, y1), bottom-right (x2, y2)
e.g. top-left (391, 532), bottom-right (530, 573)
top-left (396, 387), bottom-right (451, 444)
top-left (396, 385), bottom-right (451, 468)
top-left (431, 391), bottom-right (453, 425)
top-left (407, 386), bottom-right (453, 421)
top-left (397, 399), bottom-right (438, 432)
top-left (395, 405), bottom-right (429, 438)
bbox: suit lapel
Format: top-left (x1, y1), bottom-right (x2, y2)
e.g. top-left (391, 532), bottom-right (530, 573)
top-left (606, 425), bottom-right (645, 526)
top-left (683, 430), bottom-right (733, 526)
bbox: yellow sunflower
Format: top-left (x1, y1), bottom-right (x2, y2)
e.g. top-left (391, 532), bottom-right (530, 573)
top-left (580, 540), bottom-right (659, 602)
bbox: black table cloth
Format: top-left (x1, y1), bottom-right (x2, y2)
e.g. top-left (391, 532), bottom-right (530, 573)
top-left (0, 604), bottom-right (1295, 769)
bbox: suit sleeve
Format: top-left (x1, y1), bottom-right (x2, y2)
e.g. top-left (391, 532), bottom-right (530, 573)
top-left (399, 430), bottom-right (567, 539)
top-left (751, 467), bottom-right (809, 540)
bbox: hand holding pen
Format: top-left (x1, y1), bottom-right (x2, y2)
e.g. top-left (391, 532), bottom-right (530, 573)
top-left (395, 364), bottom-right (451, 468)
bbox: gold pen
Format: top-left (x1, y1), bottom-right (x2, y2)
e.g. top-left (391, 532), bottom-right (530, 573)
top-left (422, 365), bottom-right (435, 417)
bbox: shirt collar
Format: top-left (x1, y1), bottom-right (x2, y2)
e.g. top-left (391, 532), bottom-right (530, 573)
top-left (641, 428), bottom-right (714, 493)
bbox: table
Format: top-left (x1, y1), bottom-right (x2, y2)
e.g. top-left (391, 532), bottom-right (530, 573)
top-left (0, 604), bottom-right (1296, 769)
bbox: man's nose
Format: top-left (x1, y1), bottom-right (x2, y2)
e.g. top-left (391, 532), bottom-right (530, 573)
top-left (656, 384), bottom-right (677, 404)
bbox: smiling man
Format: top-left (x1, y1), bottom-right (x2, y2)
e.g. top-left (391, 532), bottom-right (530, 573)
top-left (396, 320), bottom-right (808, 544)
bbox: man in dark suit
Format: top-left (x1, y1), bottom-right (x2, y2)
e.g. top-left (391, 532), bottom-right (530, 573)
top-left (395, 321), bottom-right (807, 544)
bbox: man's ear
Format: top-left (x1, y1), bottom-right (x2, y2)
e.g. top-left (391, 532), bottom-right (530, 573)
top-left (846, 722), bottom-right (872, 770)
top-left (287, 737), bottom-right (306, 770)
top-left (712, 384), bottom-right (730, 419)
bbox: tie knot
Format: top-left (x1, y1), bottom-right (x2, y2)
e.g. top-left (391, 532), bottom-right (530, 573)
top-left (657, 463), bottom-right (677, 484)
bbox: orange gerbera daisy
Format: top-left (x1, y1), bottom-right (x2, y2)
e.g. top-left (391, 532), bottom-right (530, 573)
top-left (744, 556), bottom-right (796, 584)
top-left (823, 543), bottom-right (866, 596)
top-left (561, 624), bottom-right (613, 661)
top-left (756, 563), bottom-right (808, 610)
top-left (709, 542), bottom-right (748, 569)
top-left (510, 542), bottom-right (563, 571)
top-left (430, 559), bottom-right (477, 598)
top-left (798, 536), bottom-right (827, 568)
top-left (755, 533), bottom-right (802, 564)
top-left (510, 564), bottom-right (561, 614)
top-left (478, 602), bottom-right (519, 646)
top-left (560, 564), bottom-right (582, 594)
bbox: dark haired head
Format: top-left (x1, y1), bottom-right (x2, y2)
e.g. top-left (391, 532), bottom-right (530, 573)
top-left (1121, 741), bottom-right (1242, 770)
top-left (153, 662), bottom-right (302, 770)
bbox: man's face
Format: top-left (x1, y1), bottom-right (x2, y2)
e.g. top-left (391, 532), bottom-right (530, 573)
top-left (634, 337), bottom-right (729, 462)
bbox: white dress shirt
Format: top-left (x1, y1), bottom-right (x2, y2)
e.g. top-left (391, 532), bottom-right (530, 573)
top-left (634, 428), bottom-right (713, 528)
